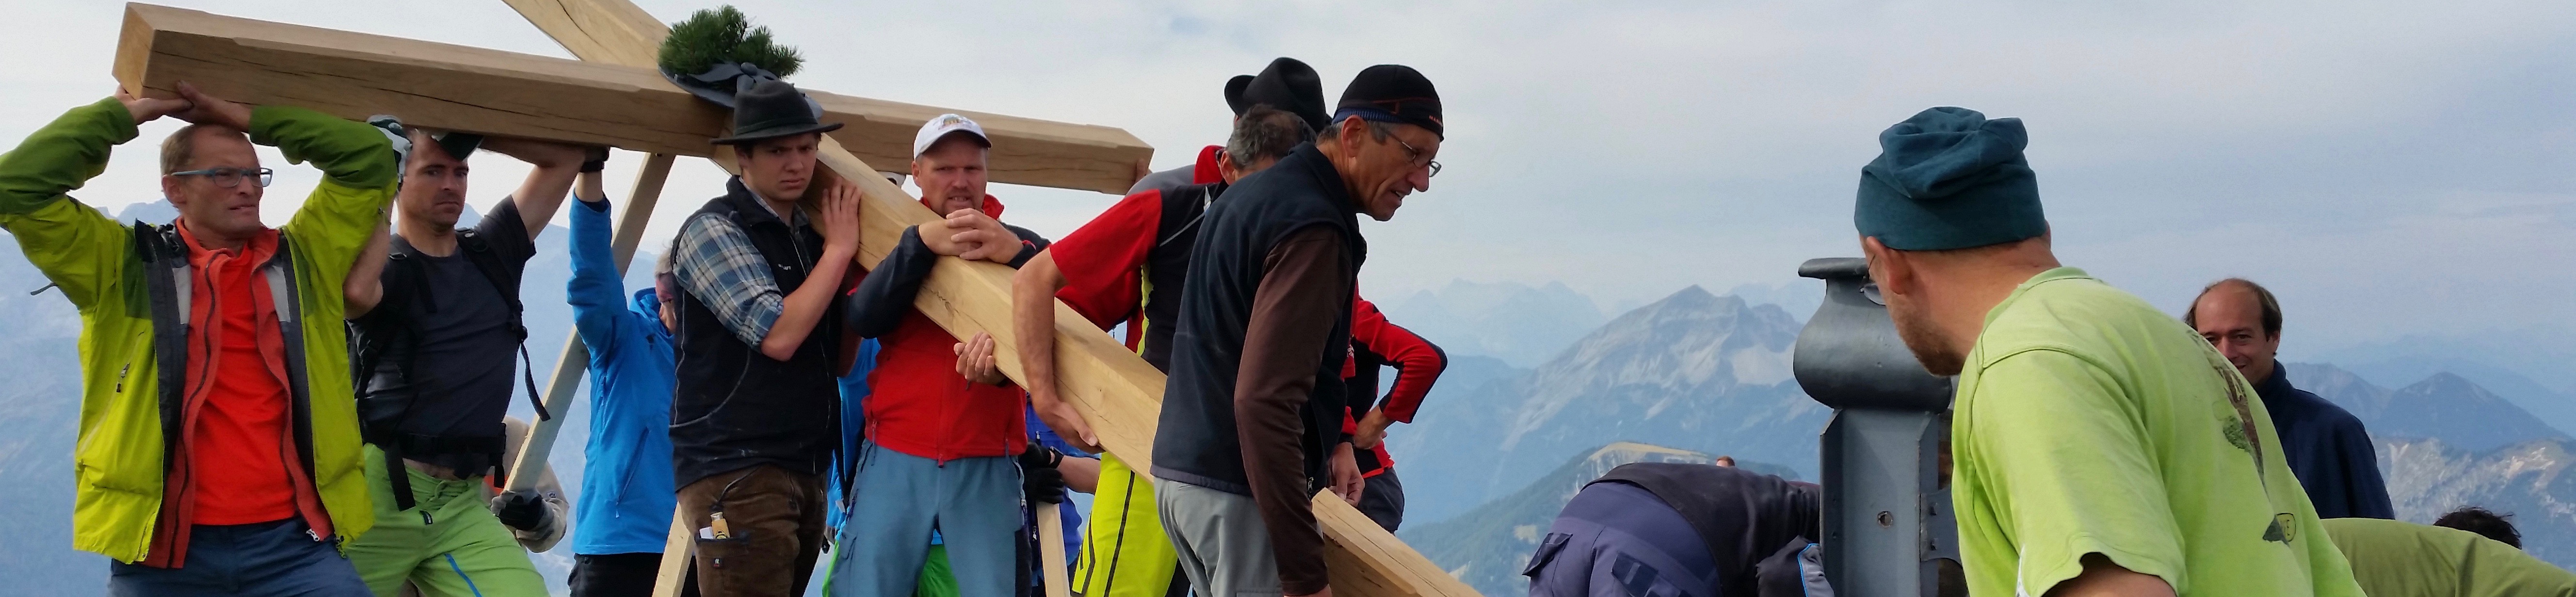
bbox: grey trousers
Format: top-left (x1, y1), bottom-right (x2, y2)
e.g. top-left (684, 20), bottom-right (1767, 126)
top-left (1153, 477), bottom-right (1281, 597)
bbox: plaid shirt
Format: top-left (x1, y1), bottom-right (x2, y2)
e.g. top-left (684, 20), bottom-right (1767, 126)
top-left (673, 209), bottom-right (794, 346)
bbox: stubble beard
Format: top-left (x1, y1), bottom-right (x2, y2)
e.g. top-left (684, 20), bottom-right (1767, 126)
top-left (1892, 302), bottom-right (1966, 376)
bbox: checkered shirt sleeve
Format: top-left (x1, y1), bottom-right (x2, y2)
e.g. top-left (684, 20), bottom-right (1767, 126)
top-left (673, 211), bottom-right (785, 346)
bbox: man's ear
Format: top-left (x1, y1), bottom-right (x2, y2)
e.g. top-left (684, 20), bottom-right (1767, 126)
top-left (1862, 236), bottom-right (1918, 297)
top-left (161, 176), bottom-right (185, 209)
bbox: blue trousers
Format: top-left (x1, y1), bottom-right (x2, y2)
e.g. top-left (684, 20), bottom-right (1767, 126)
top-left (109, 518), bottom-right (371, 597)
top-left (829, 442), bottom-right (1024, 597)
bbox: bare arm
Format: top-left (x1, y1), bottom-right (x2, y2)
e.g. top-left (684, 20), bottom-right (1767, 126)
top-left (574, 168), bottom-right (605, 203)
top-left (479, 137), bottom-right (589, 240)
top-left (343, 212), bottom-right (390, 319)
top-left (1013, 250), bottom-right (1101, 452)
top-left (758, 180), bottom-right (860, 360)
top-left (1059, 455), bottom-right (1101, 494)
top-left (2045, 555), bottom-right (2175, 597)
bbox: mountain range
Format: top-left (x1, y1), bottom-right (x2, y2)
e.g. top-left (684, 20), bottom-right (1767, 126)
top-left (1383, 280), bottom-right (1608, 369)
top-left (2288, 363), bottom-right (2576, 569)
top-left (1385, 285), bottom-right (1826, 525)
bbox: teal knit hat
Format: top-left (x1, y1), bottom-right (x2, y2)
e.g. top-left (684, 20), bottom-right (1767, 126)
top-left (1854, 107), bottom-right (2045, 251)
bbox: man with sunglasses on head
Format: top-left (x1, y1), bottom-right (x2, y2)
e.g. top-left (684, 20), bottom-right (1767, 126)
top-left (0, 82), bottom-right (396, 596)
top-left (339, 97), bottom-right (596, 596)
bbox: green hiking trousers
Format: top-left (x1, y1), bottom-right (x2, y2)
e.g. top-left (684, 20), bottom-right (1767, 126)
top-left (345, 445), bottom-right (547, 597)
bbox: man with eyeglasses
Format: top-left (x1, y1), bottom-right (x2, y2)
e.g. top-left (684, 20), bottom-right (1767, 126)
top-left (338, 99), bottom-right (596, 595)
top-left (0, 82), bottom-right (397, 596)
top-left (1151, 64), bottom-right (1443, 597)
top-left (1013, 57), bottom-right (1330, 597)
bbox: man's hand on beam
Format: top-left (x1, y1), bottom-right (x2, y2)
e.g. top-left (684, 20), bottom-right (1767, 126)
top-left (171, 81), bottom-right (251, 130)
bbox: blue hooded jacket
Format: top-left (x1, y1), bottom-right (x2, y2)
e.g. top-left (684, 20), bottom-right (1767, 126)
top-left (566, 198), bottom-right (681, 555)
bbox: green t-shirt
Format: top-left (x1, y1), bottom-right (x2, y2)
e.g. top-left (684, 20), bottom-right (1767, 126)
top-left (1950, 268), bottom-right (2363, 596)
top-left (2323, 518), bottom-right (2576, 597)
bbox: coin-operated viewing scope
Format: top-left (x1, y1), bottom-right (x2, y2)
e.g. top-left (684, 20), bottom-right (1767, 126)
top-left (1791, 257), bottom-right (1959, 597)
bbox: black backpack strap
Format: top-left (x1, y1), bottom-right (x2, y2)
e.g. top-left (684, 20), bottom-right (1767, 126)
top-left (454, 229), bottom-right (548, 422)
top-left (356, 243), bottom-right (433, 510)
top-left (134, 224), bottom-right (193, 489)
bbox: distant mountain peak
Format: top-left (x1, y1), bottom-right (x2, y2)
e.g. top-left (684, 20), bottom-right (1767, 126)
top-left (115, 200), bottom-right (178, 225)
top-left (2293, 361), bottom-right (2564, 453)
top-left (1503, 285), bottom-right (1808, 450)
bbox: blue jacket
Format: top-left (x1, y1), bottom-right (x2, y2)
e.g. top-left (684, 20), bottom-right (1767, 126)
top-left (2256, 366), bottom-right (2395, 520)
top-left (829, 339), bottom-right (880, 532)
top-left (566, 198), bottom-right (681, 555)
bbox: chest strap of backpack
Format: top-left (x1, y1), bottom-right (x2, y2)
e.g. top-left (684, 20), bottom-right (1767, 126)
top-left (455, 229), bottom-right (550, 424)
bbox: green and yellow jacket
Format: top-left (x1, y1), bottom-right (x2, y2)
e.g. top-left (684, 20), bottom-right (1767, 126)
top-left (0, 97), bottom-right (396, 563)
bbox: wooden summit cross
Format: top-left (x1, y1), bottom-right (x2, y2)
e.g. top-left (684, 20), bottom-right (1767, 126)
top-left (110, 2), bottom-right (1478, 596)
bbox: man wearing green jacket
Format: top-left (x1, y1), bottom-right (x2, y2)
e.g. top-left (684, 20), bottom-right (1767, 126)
top-left (0, 82), bottom-right (396, 596)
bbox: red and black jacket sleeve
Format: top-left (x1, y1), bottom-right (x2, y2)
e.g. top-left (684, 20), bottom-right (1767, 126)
top-left (1046, 190), bottom-right (1164, 334)
top-left (1348, 296), bottom-right (1447, 422)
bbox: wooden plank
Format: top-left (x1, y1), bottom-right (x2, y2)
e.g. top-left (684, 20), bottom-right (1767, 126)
top-left (650, 514), bottom-right (694, 597)
top-left (1039, 502), bottom-right (1072, 597)
top-left (113, 2), bottom-right (1150, 194)
top-left (497, 1), bottom-right (1475, 595)
top-left (503, 152), bottom-right (676, 493)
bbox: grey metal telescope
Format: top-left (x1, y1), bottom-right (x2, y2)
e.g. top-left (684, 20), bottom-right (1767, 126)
top-left (1792, 257), bottom-right (1960, 596)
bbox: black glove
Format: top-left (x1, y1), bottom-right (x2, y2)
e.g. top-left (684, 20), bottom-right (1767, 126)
top-left (1018, 442), bottom-right (1066, 504)
top-left (578, 145), bottom-right (610, 173)
top-left (490, 490), bottom-right (550, 532)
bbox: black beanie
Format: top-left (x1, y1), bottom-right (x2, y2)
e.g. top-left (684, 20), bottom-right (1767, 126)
top-left (1332, 65), bottom-right (1442, 138)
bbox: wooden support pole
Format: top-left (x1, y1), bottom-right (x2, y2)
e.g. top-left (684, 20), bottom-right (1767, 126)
top-left (502, 152), bottom-right (676, 493)
top-left (499, 1), bottom-right (1477, 596)
top-left (650, 514), bottom-right (695, 597)
top-left (1039, 502), bottom-right (1072, 597)
top-left (112, 2), bottom-right (1151, 194)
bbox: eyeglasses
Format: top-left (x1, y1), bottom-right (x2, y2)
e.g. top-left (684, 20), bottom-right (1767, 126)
top-left (170, 167), bottom-right (274, 188)
top-left (1389, 136), bottom-right (1442, 178)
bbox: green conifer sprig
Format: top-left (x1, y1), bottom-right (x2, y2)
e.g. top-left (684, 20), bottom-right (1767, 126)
top-left (658, 5), bottom-right (804, 78)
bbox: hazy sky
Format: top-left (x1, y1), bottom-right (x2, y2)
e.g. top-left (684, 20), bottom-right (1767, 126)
top-left (2, 0), bottom-right (2569, 358)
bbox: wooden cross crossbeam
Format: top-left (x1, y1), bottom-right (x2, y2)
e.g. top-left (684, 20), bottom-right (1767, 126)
top-left (112, 3), bottom-right (1151, 194)
top-left (112, 2), bottom-right (1479, 595)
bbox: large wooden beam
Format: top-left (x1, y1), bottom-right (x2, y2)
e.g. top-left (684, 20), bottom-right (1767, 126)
top-left (111, 2), bottom-right (1150, 194)
top-left (500, 1), bottom-right (1478, 596)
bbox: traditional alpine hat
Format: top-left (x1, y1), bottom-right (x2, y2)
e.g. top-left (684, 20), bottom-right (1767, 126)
top-left (710, 79), bottom-right (842, 145)
top-left (1854, 107), bottom-right (2045, 251)
top-left (1224, 57), bottom-right (1331, 133)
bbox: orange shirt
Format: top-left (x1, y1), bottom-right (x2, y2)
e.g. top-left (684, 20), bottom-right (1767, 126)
top-left (173, 225), bottom-right (298, 526)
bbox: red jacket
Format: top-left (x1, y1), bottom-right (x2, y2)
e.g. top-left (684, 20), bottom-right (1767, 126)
top-left (1341, 294), bottom-right (1447, 477)
top-left (852, 196), bottom-right (1041, 461)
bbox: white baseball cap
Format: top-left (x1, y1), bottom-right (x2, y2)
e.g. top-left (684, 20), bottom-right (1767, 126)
top-left (913, 113), bottom-right (991, 157)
